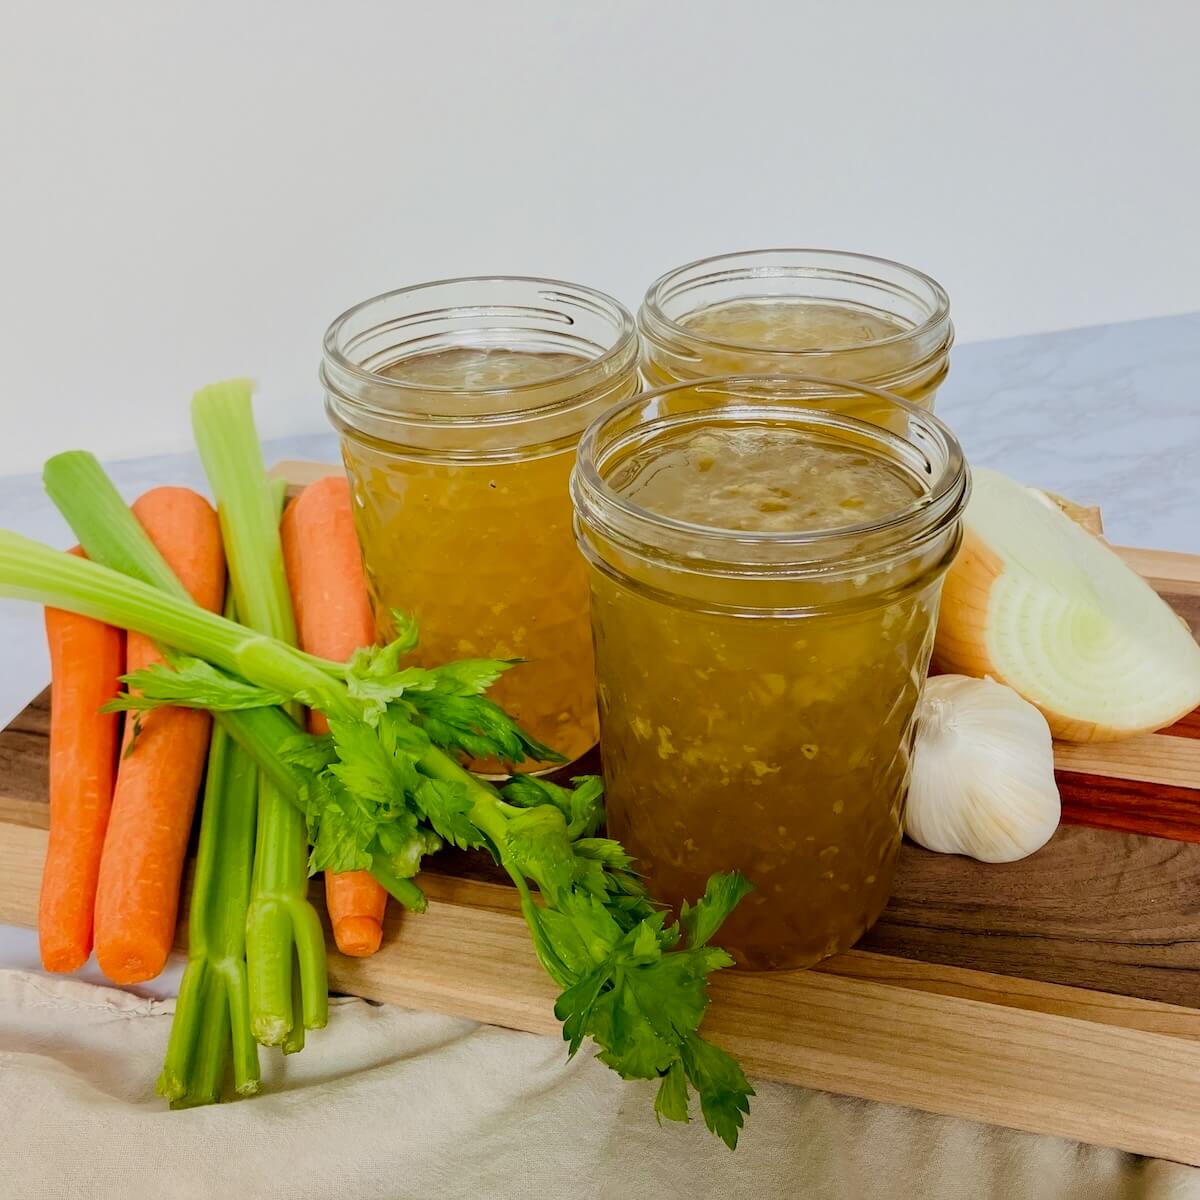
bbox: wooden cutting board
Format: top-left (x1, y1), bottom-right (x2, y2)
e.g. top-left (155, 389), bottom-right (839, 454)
top-left (2, 460), bottom-right (1200, 1164)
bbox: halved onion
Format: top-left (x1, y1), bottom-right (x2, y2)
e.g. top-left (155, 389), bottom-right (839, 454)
top-left (934, 467), bottom-right (1200, 742)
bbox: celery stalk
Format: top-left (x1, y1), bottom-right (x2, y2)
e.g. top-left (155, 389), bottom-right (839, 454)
top-left (1, 525), bottom-right (344, 710)
top-left (43, 452), bottom-right (190, 601)
top-left (190, 383), bottom-right (297, 645)
top-left (191, 381), bottom-right (327, 1045)
top-left (158, 708), bottom-right (260, 1104)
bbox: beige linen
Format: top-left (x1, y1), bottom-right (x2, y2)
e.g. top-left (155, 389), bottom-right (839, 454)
top-left (1, 969), bottom-right (1196, 1200)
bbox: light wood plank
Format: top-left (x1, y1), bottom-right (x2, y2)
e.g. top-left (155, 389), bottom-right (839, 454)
top-left (1055, 733), bottom-right (1200, 788)
top-left (1115, 545), bottom-right (1200, 596)
top-left (419, 872), bottom-right (1200, 1039)
top-left (4, 820), bottom-right (1200, 1163)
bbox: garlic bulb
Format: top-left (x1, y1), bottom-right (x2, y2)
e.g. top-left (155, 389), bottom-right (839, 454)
top-left (906, 674), bottom-right (1061, 863)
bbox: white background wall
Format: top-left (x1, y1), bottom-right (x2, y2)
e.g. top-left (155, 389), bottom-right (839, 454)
top-left (2, 0), bottom-right (1197, 474)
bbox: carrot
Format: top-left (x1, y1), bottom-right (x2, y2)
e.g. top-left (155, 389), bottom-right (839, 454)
top-left (38, 547), bottom-right (126, 972)
top-left (93, 488), bottom-right (225, 984)
top-left (281, 474), bottom-right (387, 957)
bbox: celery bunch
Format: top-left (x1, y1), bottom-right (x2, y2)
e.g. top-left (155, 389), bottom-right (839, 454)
top-left (190, 383), bottom-right (327, 1049)
top-left (13, 383), bottom-right (754, 1147)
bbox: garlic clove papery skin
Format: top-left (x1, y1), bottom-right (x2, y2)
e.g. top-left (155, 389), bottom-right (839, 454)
top-left (906, 674), bottom-right (1061, 863)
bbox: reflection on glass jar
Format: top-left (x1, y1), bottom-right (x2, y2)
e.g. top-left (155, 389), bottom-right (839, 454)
top-left (322, 277), bottom-right (639, 769)
top-left (572, 376), bottom-right (968, 970)
top-left (639, 250), bottom-right (953, 410)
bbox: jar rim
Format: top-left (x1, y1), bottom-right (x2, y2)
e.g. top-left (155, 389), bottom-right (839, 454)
top-left (572, 374), bottom-right (969, 572)
top-left (640, 248), bottom-right (952, 361)
top-left (322, 275), bottom-right (638, 420)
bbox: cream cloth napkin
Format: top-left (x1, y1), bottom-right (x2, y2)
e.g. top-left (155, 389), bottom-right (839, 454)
top-left (2, 969), bottom-right (1196, 1200)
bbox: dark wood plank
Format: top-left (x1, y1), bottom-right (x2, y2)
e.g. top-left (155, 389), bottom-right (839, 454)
top-left (1161, 587), bottom-right (1200, 637)
top-left (0, 687), bottom-right (49, 827)
top-left (431, 824), bottom-right (1200, 1008)
top-left (858, 826), bottom-right (1200, 1008)
top-left (1059, 768), bottom-right (1200, 843)
top-left (1165, 708), bottom-right (1200, 740)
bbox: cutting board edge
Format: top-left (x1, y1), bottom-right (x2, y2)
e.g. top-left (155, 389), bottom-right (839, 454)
top-left (3, 819), bottom-right (1198, 1165)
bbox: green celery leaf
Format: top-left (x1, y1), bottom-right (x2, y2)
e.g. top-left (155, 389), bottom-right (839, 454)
top-left (620, 945), bottom-right (733, 1045)
top-left (500, 774), bottom-right (573, 818)
top-left (529, 890), bottom-right (625, 982)
top-left (410, 692), bottom-right (564, 766)
top-left (570, 854), bottom-right (611, 901)
top-left (680, 1033), bottom-right (755, 1151)
top-left (376, 704), bottom-right (433, 756)
top-left (571, 838), bottom-right (635, 871)
top-left (654, 1060), bottom-right (691, 1126)
top-left (103, 657), bottom-right (288, 713)
top-left (553, 963), bottom-right (611, 1056)
top-left (679, 872), bottom-right (755, 950)
top-left (427, 658), bottom-right (517, 697)
top-left (346, 666), bottom-right (438, 711)
top-left (413, 777), bottom-right (482, 850)
top-left (565, 776), bottom-right (605, 838)
top-left (554, 891), bottom-right (625, 965)
top-left (385, 610), bottom-right (420, 657)
top-left (341, 614), bottom-right (437, 711)
top-left (278, 732), bottom-right (337, 774)
top-left (326, 716), bottom-right (410, 807)
top-left (301, 774), bottom-right (374, 876)
top-left (375, 816), bottom-right (442, 879)
top-left (352, 612), bottom-right (419, 675)
top-left (531, 907), bottom-right (601, 982)
top-left (501, 774), bottom-right (602, 839)
top-left (590, 985), bottom-right (678, 1079)
top-left (504, 805), bottom-right (577, 906)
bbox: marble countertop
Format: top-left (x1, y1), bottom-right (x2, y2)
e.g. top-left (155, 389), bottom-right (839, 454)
top-left (2, 311), bottom-right (1198, 988)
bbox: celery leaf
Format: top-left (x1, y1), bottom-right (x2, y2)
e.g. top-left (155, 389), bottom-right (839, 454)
top-left (679, 872), bottom-right (755, 949)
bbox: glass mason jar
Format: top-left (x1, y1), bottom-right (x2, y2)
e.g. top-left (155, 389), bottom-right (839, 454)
top-left (639, 249), bottom-right (953, 409)
top-left (572, 376), bottom-right (968, 970)
top-left (322, 277), bottom-right (639, 769)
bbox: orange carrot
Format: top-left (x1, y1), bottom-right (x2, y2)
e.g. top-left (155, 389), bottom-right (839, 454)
top-left (38, 547), bottom-right (126, 973)
top-left (281, 475), bottom-right (388, 957)
top-left (93, 488), bottom-right (225, 984)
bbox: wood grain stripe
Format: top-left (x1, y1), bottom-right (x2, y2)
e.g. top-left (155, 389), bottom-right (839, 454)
top-left (1059, 770), bottom-right (1200, 845)
top-left (1054, 733), bottom-right (1200, 789)
top-left (419, 872), bottom-right (1200, 1039)
top-left (859, 825), bottom-right (1200, 1009)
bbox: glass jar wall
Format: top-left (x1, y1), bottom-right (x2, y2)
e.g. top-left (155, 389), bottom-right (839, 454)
top-left (639, 250), bottom-right (953, 410)
top-left (572, 376), bottom-right (968, 969)
top-left (323, 277), bottom-right (639, 769)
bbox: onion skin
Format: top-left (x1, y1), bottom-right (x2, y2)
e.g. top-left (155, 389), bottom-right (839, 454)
top-left (932, 530), bottom-right (1002, 682)
top-left (933, 530), bottom-right (1197, 743)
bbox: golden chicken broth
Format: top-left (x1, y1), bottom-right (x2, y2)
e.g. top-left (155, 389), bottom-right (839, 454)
top-left (643, 299), bottom-right (946, 409)
top-left (342, 348), bottom-right (599, 769)
top-left (607, 423), bottom-right (924, 531)
top-left (592, 420), bottom-right (939, 969)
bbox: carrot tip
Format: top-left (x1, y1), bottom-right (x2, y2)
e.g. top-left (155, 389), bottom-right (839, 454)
top-left (96, 946), bottom-right (167, 986)
top-left (332, 915), bottom-right (383, 957)
top-left (39, 947), bottom-right (90, 974)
